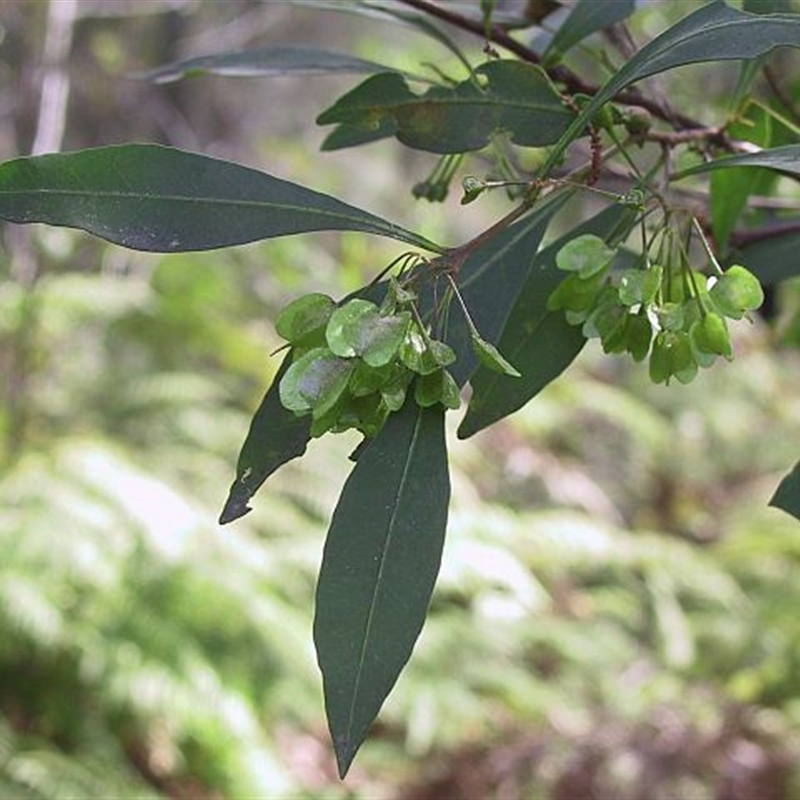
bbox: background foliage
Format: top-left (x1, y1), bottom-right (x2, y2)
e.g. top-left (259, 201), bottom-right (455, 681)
top-left (2, 1), bottom-right (800, 797)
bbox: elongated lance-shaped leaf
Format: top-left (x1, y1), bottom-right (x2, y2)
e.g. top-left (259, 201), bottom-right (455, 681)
top-left (674, 144), bottom-right (800, 180)
top-left (293, 0), bottom-right (476, 77)
top-left (770, 460), bottom-right (800, 522)
top-left (314, 400), bottom-right (449, 778)
top-left (459, 203), bottom-right (637, 438)
top-left (219, 352), bottom-right (311, 525)
top-left (136, 45), bottom-right (416, 84)
top-left (319, 61), bottom-right (575, 154)
top-left (544, 0), bottom-right (635, 62)
top-left (541, 2), bottom-right (800, 175)
top-left (0, 144), bottom-right (442, 253)
top-left (443, 190), bottom-right (572, 386)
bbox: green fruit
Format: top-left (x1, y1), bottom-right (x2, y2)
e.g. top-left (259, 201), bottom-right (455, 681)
top-left (710, 265), bottom-right (764, 319)
top-left (556, 234), bottom-right (616, 279)
top-left (626, 313), bottom-right (653, 362)
top-left (399, 329), bottom-right (440, 375)
top-left (414, 370), bottom-right (445, 407)
top-left (326, 299), bottom-right (411, 366)
top-left (470, 332), bottom-right (521, 377)
top-left (428, 339), bottom-right (456, 368)
top-left (326, 299), bottom-right (378, 357)
top-left (349, 360), bottom-right (399, 397)
top-left (584, 289), bottom-right (626, 348)
top-left (413, 370), bottom-right (461, 410)
top-left (381, 380), bottom-right (409, 412)
top-left (690, 312), bottom-right (732, 359)
top-left (380, 276), bottom-right (416, 315)
top-left (649, 332), bottom-right (671, 384)
top-left (279, 348), bottom-right (354, 415)
top-left (670, 332), bottom-right (698, 384)
top-left (617, 265), bottom-right (662, 307)
top-left (548, 273), bottom-right (607, 322)
top-left (441, 370), bottom-right (461, 410)
top-left (361, 313), bottom-right (411, 367)
top-left (648, 331), bottom-right (696, 385)
top-left (657, 302), bottom-right (685, 332)
top-left (275, 292), bottom-right (336, 345)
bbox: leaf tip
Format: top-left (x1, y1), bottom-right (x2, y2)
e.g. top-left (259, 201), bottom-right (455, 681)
top-left (333, 738), bottom-right (359, 780)
top-left (218, 490), bottom-right (253, 525)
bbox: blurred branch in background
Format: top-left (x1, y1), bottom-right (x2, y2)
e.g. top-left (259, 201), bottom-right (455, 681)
top-left (4, 0), bottom-right (77, 460)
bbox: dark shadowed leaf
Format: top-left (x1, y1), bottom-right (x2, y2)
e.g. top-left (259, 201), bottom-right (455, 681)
top-left (318, 61), bottom-right (575, 154)
top-left (733, 225), bottom-right (800, 285)
top-left (544, 0), bottom-right (635, 62)
top-left (459, 203), bottom-right (637, 438)
top-left (321, 117), bottom-right (397, 151)
top-left (443, 191), bottom-right (572, 386)
top-left (770, 460), bottom-right (800, 521)
top-left (675, 144), bottom-right (800, 180)
top-left (137, 45), bottom-right (410, 84)
top-left (0, 144), bottom-right (441, 253)
top-left (219, 352), bottom-right (312, 524)
top-left (314, 400), bottom-right (449, 777)
top-left (542, 2), bottom-right (800, 174)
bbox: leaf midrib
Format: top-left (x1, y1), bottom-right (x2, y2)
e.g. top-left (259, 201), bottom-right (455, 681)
top-left (343, 407), bottom-right (424, 750)
top-left (340, 95), bottom-right (570, 115)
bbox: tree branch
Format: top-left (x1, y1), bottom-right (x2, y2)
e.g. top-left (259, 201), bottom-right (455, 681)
top-left (730, 217), bottom-right (800, 249)
top-left (396, 0), bottom-right (733, 146)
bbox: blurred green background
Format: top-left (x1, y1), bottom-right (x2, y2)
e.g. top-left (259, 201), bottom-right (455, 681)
top-left (2, 1), bottom-right (800, 797)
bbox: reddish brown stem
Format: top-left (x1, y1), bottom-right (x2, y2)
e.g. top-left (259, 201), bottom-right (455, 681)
top-left (396, 0), bottom-right (735, 143)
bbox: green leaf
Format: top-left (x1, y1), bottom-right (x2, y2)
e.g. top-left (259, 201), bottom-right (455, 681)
top-left (318, 61), bottom-right (575, 154)
top-left (542, 2), bottom-right (800, 175)
top-left (459, 203), bottom-right (636, 438)
top-left (314, 401), bottom-right (449, 777)
top-left (770, 460), bottom-right (800, 521)
top-left (321, 118), bottom-right (397, 151)
top-left (544, 0), bottom-right (635, 62)
top-left (275, 293), bottom-right (336, 345)
top-left (443, 191), bottom-right (572, 386)
top-left (297, 0), bottom-right (477, 77)
top-left (675, 144), bottom-right (800, 180)
top-left (219, 352), bottom-right (311, 524)
top-left (0, 144), bottom-right (441, 253)
top-left (136, 45), bottom-right (408, 83)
